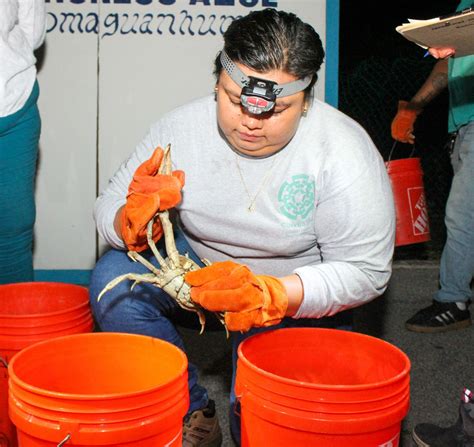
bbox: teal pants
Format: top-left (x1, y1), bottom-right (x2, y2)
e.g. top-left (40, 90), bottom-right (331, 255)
top-left (0, 82), bottom-right (40, 284)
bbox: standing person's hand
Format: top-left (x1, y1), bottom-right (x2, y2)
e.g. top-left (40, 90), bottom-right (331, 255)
top-left (391, 100), bottom-right (421, 144)
top-left (185, 261), bottom-right (288, 332)
top-left (121, 147), bottom-right (185, 252)
top-left (428, 47), bottom-right (455, 59)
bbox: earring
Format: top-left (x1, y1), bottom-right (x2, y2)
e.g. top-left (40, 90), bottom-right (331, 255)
top-left (302, 103), bottom-right (308, 116)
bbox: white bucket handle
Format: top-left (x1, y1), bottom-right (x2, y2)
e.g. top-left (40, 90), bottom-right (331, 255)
top-left (388, 141), bottom-right (416, 163)
top-left (57, 433), bottom-right (71, 446)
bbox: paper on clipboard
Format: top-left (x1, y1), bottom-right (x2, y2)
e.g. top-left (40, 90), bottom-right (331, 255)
top-left (396, 8), bottom-right (474, 57)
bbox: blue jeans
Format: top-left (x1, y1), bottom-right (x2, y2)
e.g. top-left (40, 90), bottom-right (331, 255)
top-left (89, 230), bottom-right (353, 443)
top-left (435, 121), bottom-right (474, 304)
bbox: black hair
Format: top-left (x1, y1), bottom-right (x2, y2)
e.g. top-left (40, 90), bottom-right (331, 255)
top-left (213, 9), bottom-right (325, 94)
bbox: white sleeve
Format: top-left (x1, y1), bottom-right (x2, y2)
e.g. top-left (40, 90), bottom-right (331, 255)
top-left (18, 0), bottom-right (46, 50)
top-left (94, 130), bottom-right (157, 249)
top-left (293, 141), bottom-right (395, 319)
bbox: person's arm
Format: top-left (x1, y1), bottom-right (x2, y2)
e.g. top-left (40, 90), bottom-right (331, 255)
top-left (18, 0), bottom-right (46, 50)
top-left (279, 274), bottom-right (303, 316)
top-left (405, 58), bottom-right (449, 113)
top-left (392, 58), bottom-right (449, 143)
top-left (94, 134), bottom-right (156, 249)
top-left (95, 127), bottom-right (184, 251)
top-left (113, 206), bottom-right (125, 238)
top-left (292, 130), bottom-right (395, 319)
top-left (186, 125), bottom-right (395, 327)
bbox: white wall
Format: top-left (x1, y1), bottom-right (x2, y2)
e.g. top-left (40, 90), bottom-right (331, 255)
top-left (35, 0), bottom-right (335, 282)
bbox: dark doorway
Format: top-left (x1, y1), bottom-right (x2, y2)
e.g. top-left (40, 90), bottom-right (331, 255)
top-left (338, 0), bottom-right (458, 260)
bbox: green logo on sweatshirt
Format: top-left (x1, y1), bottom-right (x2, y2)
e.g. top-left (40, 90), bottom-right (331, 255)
top-left (278, 174), bottom-right (315, 220)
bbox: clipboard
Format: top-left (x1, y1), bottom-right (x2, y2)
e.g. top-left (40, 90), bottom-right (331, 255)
top-left (396, 7), bottom-right (474, 57)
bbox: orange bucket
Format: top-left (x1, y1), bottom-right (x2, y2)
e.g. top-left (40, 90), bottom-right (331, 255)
top-left (386, 156), bottom-right (430, 246)
top-left (0, 282), bottom-right (93, 447)
top-left (236, 328), bottom-right (410, 447)
top-left (8, 332), bottom-right (189, 447)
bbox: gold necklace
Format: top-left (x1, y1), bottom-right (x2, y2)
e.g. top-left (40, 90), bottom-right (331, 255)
top-left (234, 154), bottom-right (278, 213)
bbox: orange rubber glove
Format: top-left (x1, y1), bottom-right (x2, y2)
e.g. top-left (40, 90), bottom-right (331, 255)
top-left (121, 147), bottom-right (185, 252)
top-left (185, 261), bottom-right (288, 332)
top-left (391, 100), bottom-right (421, 144)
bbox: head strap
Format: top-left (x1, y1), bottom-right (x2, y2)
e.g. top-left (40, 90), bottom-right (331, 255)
top-left (219, 50), bottom-right (312, 114)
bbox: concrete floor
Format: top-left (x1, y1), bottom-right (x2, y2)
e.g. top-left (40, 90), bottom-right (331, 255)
top-left (181, 261), bottom-right (474, 446)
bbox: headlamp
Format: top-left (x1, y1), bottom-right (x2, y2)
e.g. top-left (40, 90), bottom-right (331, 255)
top-left (220, 50), bottom-right (312, 115)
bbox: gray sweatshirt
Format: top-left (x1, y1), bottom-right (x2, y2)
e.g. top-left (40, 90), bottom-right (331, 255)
top-left (95, 95), bottom-right (395, 319)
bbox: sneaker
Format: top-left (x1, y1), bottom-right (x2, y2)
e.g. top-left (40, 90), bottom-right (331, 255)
top-left (412, 388), bottom-right (474, 446)
top-left (183, 399), bottom-right (223, 447)
top-left (405, 300), bottom-right (471, 333)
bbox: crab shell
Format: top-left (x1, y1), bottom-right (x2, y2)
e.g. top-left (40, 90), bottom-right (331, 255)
top-left (159, 255), bottom-right (201, 312)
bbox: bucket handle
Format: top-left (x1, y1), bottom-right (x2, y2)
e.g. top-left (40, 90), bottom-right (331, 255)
top-left (0, 356), bottom-right (8, 368)
top-left (387, 141), bottom-right (416, 163)
top-left (57, 433), bottom-right (71, 447)
top-left (233, 394), bottom-right (242, 418)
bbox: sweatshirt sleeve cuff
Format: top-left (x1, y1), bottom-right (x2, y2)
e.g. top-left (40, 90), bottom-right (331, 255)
top-left (292, 266), bottom-right (328, 319)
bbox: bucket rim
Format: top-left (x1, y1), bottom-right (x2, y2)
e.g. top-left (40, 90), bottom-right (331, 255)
top-left (237, 328), bottom-right (411, 391)
top-left (8, 332), bottom-right (188, 401)
top-left (240, 387), bottom-right (410, 435)
top-left (0, 282), bottom-right (89, 319)
top-left (0, 316), bottom-right (94, 350)
top-left (384, 157), bottom-right (421, 167)
top-left (0, 307), bottom-right (92, 329)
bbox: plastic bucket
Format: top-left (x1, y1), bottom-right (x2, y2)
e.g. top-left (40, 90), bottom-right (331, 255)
top-left (386, 157), bottom-right (430, 246)
top-left (236, 328), bottom-right (411, 447)
top-left (8, 332), bottom-right (189, 446)
top-left (0, 282), bottom-right (94, 447)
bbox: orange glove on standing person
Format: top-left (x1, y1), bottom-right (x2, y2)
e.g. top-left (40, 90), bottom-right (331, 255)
top-left (391, 100), bottom-right (421, 144)
top-left (121, 147), bottom-right (185, 252)
top-left (185, 261), bottom-right (288, 332)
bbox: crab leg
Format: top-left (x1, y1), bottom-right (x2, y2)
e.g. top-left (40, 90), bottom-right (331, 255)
top-left (156, 145), bottom-right (181, 269)
top-left (146, 218), bottom-right (170, 272)
top-left (159, 144), bottom-right (172, 175)
top-left (159, 211), bottom-right (180, 269)
top-left (128, 251), bottom-right (162, 275)
top-left (143, 144), bottom-right (180, 270)
top-left (97, 272), bottom-right (157, 302)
